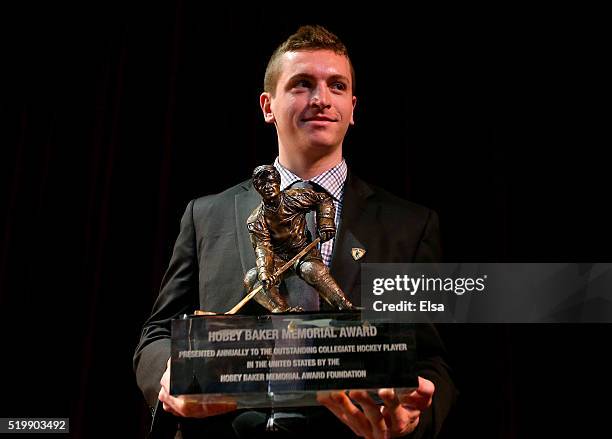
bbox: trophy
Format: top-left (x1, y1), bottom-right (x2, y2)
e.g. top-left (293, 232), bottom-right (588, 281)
top-left (170, 165), bottom-right (417, 409)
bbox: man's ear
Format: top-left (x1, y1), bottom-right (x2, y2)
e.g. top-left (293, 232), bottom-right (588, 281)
top-left (260, 92), bottom-right (275, 124)
top-left (350, 95), bottom-right (357, 125)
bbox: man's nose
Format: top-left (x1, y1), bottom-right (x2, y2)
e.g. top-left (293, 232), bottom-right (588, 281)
top-left (311, 84), bottom-right (331, 108)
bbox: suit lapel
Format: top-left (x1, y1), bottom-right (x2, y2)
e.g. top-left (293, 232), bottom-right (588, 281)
top-left (235, 183), bottom-right (261, 275)
top-left (330, 172), bottom-right (375, 304)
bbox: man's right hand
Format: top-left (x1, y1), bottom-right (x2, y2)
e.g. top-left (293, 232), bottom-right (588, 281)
top-left (158, 358), bottom-right (237, 418)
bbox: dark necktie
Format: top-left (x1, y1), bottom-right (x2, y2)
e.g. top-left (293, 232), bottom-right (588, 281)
top-left (284, 180), bottom-right (320, 311)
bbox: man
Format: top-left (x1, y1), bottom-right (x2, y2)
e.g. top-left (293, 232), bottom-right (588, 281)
top-left (134, 25), bottom-right (456, 438)
top-left (244, 165), bottom-right (354, 313)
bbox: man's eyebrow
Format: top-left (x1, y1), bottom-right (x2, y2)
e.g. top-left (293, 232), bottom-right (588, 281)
top-left (287, 73), bottom-right (315, 83)
top-left (286, 73), bottom-right (350, 83)
top-left (327, 74), bottom-right (349, 83)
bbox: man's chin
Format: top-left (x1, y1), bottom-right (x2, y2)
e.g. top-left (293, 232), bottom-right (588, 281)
top-left (302, 136), bottom-right (341, 151)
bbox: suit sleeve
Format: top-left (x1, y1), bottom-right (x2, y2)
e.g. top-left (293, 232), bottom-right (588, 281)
top-left (414, 209), bottom-right (442, 263)
top-left (133, 200), bottom-right (199, 410)
top-left (412, 209), bottom-right (457, 438)
top-left (411, 325), bottom-right (457, 438)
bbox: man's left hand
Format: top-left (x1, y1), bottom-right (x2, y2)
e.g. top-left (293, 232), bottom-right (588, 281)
top-left (317, 376), bottom-right (434, 438)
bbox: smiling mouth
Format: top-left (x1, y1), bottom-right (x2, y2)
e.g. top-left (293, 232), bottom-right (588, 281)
top-left (303, 117), bottom-right (337, 123)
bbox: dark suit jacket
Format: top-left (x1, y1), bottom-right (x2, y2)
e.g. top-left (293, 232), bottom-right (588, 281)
top-left (134, 172), bottom-right (457, 438)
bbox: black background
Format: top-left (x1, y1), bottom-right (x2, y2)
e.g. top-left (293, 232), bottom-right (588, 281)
top-left (1, 2), bottom-right (610, 438)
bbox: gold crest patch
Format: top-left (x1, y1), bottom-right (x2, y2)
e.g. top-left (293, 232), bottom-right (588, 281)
top-left (351, 247), bottom-right (366, 261)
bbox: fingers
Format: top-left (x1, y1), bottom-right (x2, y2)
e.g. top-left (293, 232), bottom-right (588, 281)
top-left (398, 377), bottom-right (435, 410)
top-left (383, 405), bottom-right (420, 436)
top-left (319, 390), bottom-right (395, 439)
top-left (286, 385), bottom-right (431, 438)
top-left (378, 388), bottom-right (421, 435)
top-left (159, 357), bottom-right (171, 395)
top-left (349, 391), bottom-right (389, 439)
top-left (159, 385), bottom-right (237, 418)
top-left (317, 392), bottom-right (355, 433)
top-left (318, 391), bottom-right (371, 438)
top-left (378, 388), bottom-right (398, 405)
top-left (374, 377), bottom-right (435, 436)
top-left (158, 357), bottom-right (237, 418)
top-left (158, 383), bottom-right (181, 416)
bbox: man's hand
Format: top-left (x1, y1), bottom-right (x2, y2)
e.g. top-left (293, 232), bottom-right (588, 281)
top-left (317, 377), bottom-right (435, 438)
top-left (319, 228), bottom-right (335, 242)
top-left (158, 358), bottom-right (237, 418)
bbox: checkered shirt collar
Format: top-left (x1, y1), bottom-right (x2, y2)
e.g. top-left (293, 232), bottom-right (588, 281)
top-left (273, 157), bottom-right (347, 201)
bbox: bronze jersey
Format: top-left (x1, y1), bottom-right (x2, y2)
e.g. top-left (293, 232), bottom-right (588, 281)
top-left (246, 188), bottom-right (335, 275)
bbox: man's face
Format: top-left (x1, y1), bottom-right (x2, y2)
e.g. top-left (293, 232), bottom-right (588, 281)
top-left (257, 173), bottom-right (281, 202)
top-left (261, 50), bottom-right (356, 155)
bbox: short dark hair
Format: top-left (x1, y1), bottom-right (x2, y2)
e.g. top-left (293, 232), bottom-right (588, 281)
top-left (264, 25), bottom-right (355, 96)
top-left (252, 165), bottom-right (280, 191)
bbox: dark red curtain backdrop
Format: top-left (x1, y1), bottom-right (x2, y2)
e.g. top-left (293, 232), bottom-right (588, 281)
top-left (1, 3), bottom-right (609, 438)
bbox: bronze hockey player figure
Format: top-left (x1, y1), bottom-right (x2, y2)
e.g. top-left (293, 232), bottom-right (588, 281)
top-left (243, 165), bottom-right (355, 313)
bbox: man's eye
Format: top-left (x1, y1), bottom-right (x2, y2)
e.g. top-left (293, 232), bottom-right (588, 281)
top-left (294, 79), bottom-right (311, 88)
top-left (331, 82), bottom-right (347, 91)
